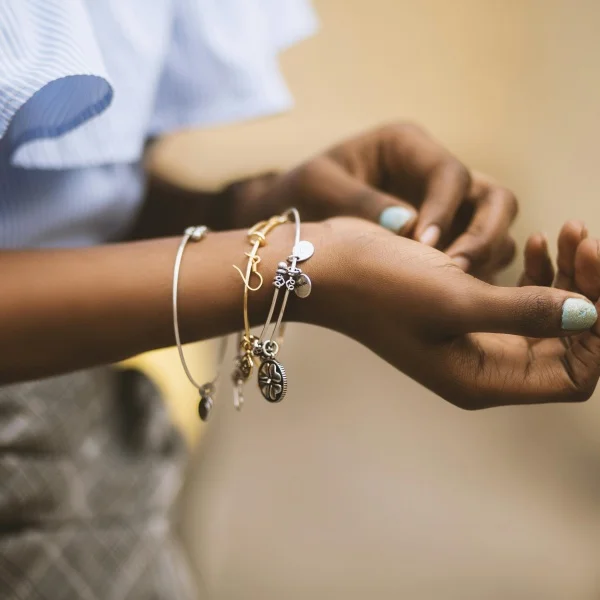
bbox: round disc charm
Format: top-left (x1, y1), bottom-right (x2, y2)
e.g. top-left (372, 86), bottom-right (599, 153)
top-left (292, 240), bottom-right (315, 263)
top-left (294, 273), bottom-right (312, 298)
top-left (258, 359), bottom-right (287, 403)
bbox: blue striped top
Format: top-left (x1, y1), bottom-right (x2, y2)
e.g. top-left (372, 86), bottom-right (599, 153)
top-left (0, 0), bottom-right (317, 248)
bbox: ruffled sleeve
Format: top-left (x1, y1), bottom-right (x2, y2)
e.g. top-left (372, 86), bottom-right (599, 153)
top-left (149, 0), bottom-right (319, 135)
top-left (0, 0), bottom-right (113, 167)
top-left (0, 0), bottom-right (318, 170)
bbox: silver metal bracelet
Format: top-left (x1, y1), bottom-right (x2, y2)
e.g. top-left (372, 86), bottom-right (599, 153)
top-left (173, 225), bottom-right (228, 422)
top-left (253, 208), bottom-right (314, 403)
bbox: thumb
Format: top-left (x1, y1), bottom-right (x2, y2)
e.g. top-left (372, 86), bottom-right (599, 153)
top-left (311, 159), bottom-right (418, 234)
top-left (459, 283), bottom-right (597, 337)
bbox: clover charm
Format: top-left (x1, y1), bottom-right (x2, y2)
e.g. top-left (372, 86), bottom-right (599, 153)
top-left (258, 359), bottom-right (287, 403)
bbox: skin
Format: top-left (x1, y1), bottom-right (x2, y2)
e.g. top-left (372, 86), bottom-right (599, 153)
top-left (2, 124), bottom-right (598, 410)
top-left (296, 218), bottom-right (600, 410)
top-left (142, 123), bottom-right (518, 276)
top-left (229, 123), bottom-right (518, 278)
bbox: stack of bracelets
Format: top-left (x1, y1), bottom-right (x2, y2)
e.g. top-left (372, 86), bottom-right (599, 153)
top-left (172, 208), bottom-right (314, 421)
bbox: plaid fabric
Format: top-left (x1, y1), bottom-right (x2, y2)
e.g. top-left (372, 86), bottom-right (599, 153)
top-left (0, 368), bottom-right (196, 599)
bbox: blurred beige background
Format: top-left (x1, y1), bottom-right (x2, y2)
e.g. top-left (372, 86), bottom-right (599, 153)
top-left (150, 1), bottom-right (600, 598)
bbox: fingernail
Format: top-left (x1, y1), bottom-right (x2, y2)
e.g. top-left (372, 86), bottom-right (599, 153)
top-left (419, 224), bottom-right (441, 247)
top-left (379, 206), bottom-right (413, 233)
top-left (561, 298), bottom-right (598, 330)
top-left (453, 256), bottom-right (470, 271)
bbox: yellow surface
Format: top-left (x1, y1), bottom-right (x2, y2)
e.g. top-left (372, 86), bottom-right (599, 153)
top-left (117, 342), bottom-right (215, 447)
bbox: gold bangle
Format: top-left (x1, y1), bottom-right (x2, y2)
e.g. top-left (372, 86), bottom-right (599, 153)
top-left (231, 214), bottom-right (288, 410)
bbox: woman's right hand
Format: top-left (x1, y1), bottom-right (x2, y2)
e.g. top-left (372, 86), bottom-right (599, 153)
top-left (302, 217), bottom-right (600, 409)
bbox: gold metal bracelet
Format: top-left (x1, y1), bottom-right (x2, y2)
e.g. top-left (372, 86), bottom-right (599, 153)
top-left (231, 214), bottom-right (288, 410)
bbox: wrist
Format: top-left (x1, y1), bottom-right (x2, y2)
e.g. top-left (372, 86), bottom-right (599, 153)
top-left (242, 220), bottom-right (346, 331)
top-left (223, 171), bottom-right (282, 230)
top-left (279, 219), bottom-right (353, 331)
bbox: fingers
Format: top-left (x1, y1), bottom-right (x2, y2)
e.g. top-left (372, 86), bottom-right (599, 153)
top-left (413, 161), bottom-right (471, 247)
top-left (554, 220), bottom-right (588, 291)
top-left (375, 123), bottom-right (472, 245)
top-left (458, 281), bottom-right (597, 337)
top-left (292, 157), bottom-right (418, 235)
top-left (444, 183), bottom-right (518, 273)
top-left (517, 233), bottom-right (554, 287)
top-left (561, 239), bottom-right (600, 397)
top-left (573, 237), bottom-right (600, 300)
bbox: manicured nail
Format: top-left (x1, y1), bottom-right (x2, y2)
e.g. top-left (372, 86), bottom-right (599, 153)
top-left (419, 224), bottom-right (441, 247)
top-left (561, 298), bottom-right (598, 330)
top-left (379, 206), bottom-right (413, 233)
top-left (453, 256), bottom-right (470, 272)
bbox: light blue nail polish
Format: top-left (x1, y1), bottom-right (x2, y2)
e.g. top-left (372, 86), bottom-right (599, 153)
top-left (379, 206), bottom-right (413, 233)
top-left (561, 298), bottom-right (598, 330)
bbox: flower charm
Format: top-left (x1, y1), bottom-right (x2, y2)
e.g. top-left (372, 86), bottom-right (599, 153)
top-left (258, 359), bottom-right (287, 403)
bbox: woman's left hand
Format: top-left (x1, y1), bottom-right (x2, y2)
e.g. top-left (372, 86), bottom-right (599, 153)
top-left (231, 122), bottom-right (518, 279)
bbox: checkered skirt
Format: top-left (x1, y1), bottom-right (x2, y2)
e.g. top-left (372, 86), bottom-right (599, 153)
top-left (0, 368), bottom-right (196, 599)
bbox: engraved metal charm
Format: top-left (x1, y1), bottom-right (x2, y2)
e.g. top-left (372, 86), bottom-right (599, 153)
top-left (294, 273), bottom-right (312, 298)
top-left (232, 354), bottom-right (253, 382)
top-left (292, 240), bottom-right (315, 263)
top-left (258, 358), bottom-right (287, 403)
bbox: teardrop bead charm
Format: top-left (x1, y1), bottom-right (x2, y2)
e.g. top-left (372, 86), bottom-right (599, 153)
top-left (198, 392), bottom-right (213, 422)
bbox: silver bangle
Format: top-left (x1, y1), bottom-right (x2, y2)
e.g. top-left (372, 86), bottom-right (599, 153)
top-left (173, 225), bottom-right (227, 421)
top-left (253, 208), bottom-right (314, 403)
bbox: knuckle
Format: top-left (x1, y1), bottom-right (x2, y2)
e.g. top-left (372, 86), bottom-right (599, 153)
top-left (442, 158), bottom-right (471, 188)
top-left (496, 187), bottom-right (519, 220)
top-left (384, 120), bottom-right (425, 140)
top-left (294, 156), bottom-right (328, 184)
top-left (289, 158), bottom-right (328, 196)
top-left (285, 157), bottom-right (332, 217)
top-left (457, 231), bottom-right (494, 266)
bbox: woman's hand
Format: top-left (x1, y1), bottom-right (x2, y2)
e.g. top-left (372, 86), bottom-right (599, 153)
top-left (232, 123), bottom-right (517, 279)
top-left (300, 218), bottom-right (600, 409)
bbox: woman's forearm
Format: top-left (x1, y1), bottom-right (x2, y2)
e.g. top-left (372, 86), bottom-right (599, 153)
top-left (0, 223), bottom-right (329, 384)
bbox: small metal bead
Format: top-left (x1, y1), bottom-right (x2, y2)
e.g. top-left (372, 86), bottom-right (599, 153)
top-left (186, 225), bottom-right (208, 241)
top-left (278, 261), bottom-right (288, 270)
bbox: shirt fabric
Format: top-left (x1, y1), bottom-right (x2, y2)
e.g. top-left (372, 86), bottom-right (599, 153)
top-left (0, 0), bottom-right (317, 247)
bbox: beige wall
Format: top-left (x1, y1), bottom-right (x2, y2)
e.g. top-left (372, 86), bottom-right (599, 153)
top-left (153, 1), bottom-right (600, 598)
